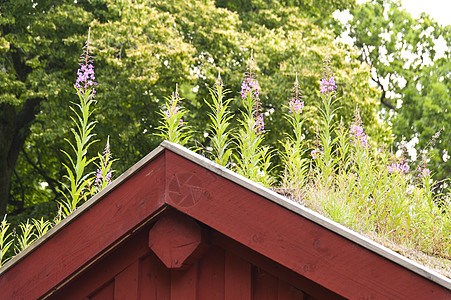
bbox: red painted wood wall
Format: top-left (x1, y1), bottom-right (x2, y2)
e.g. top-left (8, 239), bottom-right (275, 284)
top-left (48, 209), bottom-right (340, 300)
top-left (1, 146), bottom-right (449, 299)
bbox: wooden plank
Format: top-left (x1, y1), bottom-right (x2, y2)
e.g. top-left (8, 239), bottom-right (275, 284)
top-left (170, 265), bottom-right (198, 300)
top-left (89, 281), bottom-right (114, 300)
top-left (213, 232), bottom-right (341, 300)
top-left (253, 266), bottom-right (278, 300)
top-left (278, 280), bottom-right (306, 300)
top-left (47, 226), bottom-right (151, 300)
top-left (165, 151), bottom-right (451, 299)
top-left (198, 246), bottom-right (225, 300)
top-left (115, 261), bottom-right (139, 300)
top-left (138, 252), bottom-right (171, 300)
top-left (0, 154), bottom-right (166, 300)
top-left (225, 251), bottom-right (252, 300)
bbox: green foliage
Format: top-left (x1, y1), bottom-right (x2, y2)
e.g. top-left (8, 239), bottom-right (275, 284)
top-left (234, 56), bottom-right (274, 187)
top-left (336, 0), bottom-right (451, 181)
top-left (280, 77), bottom-right (309, 193)
top-left (32, 217), bottom-right (52, 238)
top-left (15, 219), bottom-right (36, 253)
top-left (314, 58), bottom-right (340, 187)
top-left (157, 86), bottom-right (192, 146)
top-left (2, 0), bottom-right (383, 219)
top-left (0, 215), bottom-right (13, 266)
top-left (205, 75), bottom-right (234, 166)
top-left (94, 138), bottom-right (115, 192)
top-left (60, 50), bottom-right (99, 216)
top-left (178, 54), bottom-right (450, 261)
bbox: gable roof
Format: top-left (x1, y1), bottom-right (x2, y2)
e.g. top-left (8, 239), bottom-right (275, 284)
top-left (0, 141), bottom-right (450, 299)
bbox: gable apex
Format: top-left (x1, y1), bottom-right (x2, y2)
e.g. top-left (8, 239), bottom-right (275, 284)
top-left (0, 141), bottom-right (450, 299)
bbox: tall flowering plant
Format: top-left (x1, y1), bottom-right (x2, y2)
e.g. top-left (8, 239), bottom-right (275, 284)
top-left (349, 109), bottom-right (371, 174)
top-left (205, 73), bottom-right (234, 166)
top-left (280, 75), bottom-right (308, 193)
top-left (235, 53), bottom-right (274, 186)
top-left (348, 109), bottom-right (376, 225)
top-left (158, 85), bottom-right (191, 146)
top-left (60, 32), bottom-right (99, 216)
top-left (0, 33), bottom-right (116, 265)
top-left (94, 137), bottom-right (115, 192)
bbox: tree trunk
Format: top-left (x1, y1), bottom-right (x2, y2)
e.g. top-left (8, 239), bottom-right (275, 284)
top-left (0, 98), bottom-right (41, 217)
top-left (0, 161), bottom-right (14, 217)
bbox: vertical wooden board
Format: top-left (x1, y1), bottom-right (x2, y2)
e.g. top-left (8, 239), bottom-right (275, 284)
top-left (47, 228), bottom-right (151, 300)
top-left (252, 266), bottom-right (279, 300)
top-left (225, 250), bottom-right (252, 300)
top-left (278, 280), bottom-right (306, 300)
top-left (89, 281), bottom-right (114, 300)
top-left (138, 252), bottom-right (170, 300)
top-left (0, 154), bottom-right (166, 300)
top-left (170, 264), bottom-right (198, 300)
top-left (197, 247), bottom-right (225, 300)
top-left (115, 261), bottom-right (139, 300)
top-left (213, 231), bottom-right (345, 300)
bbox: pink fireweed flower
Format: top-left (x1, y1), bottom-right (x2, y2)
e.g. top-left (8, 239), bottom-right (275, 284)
top-left (311, 149), bottom-right (320, 160)
top-left (76, 32), bottom-right (97, 94)
top-left (311, 147), bottom-right (324, 160)
top-left (350, 124), bottom-right (370, 149)
top-left (240, 75), bottom-right (259, 100)
top-left (241, 51), bottom-right (260, 100)
top-left (255, 113), bottom-right (265, 133)
top-left (289, 75), bottom-right (304, 114)
top-left (320, 56), bottom-right (337, 98)
top-left (242, 52), bottom-right (265, 135)
top-left (350, 110), bottom-right (369, 149)
top-left (289, 99), bottom-right (304, 114)
top-left (388, 161), bottom-right (410, 174)
top-left (417, 167), bottom-right (430, 178)
top-left (320, 76), bottom-right (337, 94)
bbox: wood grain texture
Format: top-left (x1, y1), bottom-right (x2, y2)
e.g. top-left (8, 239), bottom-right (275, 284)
top-left (225, 251), bottom-right (252, 300)
top-left (253, 266), bottom-right (279, 300)
top-left (47, 221), bottom-right (152, 300)
top-left (198, 246), bottom-right (225, 300)
top-left (115, 260), bottom-right (139, 300)
top-left (0, 154), bottom-right (166, 300)
top-left (2, 146), bottom-right (450, 300)
top-left (278, 280), bottom-right (306, 300)
top-left (148, 210), bottom-right (208, 270)
top-left (170, 264), bottom-right (198, 300)
top-left (89, 281), bottom-right (114, 300)
top-left (165, 150), bottom-right (451, 299)
top-left (213, 232), bottom-right (342, 300)
top-left (138, 252), bottom-right (171, 300)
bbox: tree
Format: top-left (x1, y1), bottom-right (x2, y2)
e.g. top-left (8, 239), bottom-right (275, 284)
top-left (336, 0), bottom-right (451, 180)
top-left (1, 0), bottom-right (384, 218)
top-left (0, 0), bottom-right (90, 216)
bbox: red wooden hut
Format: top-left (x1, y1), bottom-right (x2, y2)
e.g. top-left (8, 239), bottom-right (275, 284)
top-left (1, 141), bottom-right (450, 299)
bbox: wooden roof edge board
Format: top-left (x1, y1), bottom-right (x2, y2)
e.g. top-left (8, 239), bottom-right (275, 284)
top-left (0, 145), bottom-right (166, 276)
top-left (160, 140), bottom-right (451, 290)
top-left (1, 140), bottom-right (450, 290)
